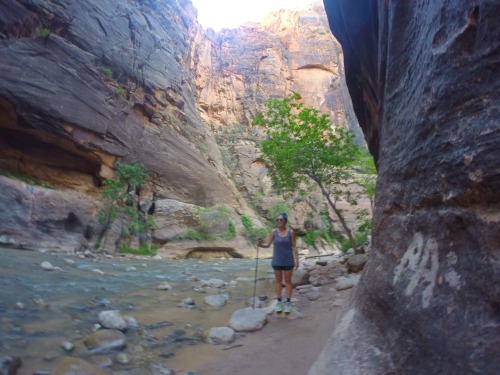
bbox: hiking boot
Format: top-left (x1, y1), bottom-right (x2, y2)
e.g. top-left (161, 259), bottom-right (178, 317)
top-left (274, 301), bottom-right (284, 314)
top-left (284, 301), bottom-right (292, 314)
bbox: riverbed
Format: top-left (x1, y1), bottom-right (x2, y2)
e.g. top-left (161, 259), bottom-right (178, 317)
top-left (0, 247), bottom-right (277, 374)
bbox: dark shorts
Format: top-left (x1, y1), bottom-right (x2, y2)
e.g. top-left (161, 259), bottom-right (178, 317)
top-left (272, 265), bottom-right (294, 271)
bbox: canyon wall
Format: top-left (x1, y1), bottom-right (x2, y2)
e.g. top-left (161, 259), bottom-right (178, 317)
top-left (0, 0), bottom-right (357, 253)
top-left (309, 1), bottom-right (500, 374)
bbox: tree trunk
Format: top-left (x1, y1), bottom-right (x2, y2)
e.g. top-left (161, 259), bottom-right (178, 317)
top-left (313, 177), bottom-right (358, 253)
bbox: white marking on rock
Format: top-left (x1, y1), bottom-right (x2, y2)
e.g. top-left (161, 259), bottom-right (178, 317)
top-left (393, 233), bottom-right (439, 308)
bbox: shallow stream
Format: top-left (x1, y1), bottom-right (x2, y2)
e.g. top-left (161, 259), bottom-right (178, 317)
top-left (0, 248), bottom-right (275, 374)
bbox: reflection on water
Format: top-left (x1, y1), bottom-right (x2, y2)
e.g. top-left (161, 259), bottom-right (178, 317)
top-left (0, 248), bottom-right (275, 374)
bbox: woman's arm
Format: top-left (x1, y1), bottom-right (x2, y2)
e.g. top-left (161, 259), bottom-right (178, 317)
top-left (291, 229), bottom-right (299, 269)
top-left (257, 230), bottom-right (274, 248)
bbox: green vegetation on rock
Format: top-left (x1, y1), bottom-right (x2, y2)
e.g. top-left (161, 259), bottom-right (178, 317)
top-left (0, 169), bottom-right (53, 189)
top-left (253, 92), bottom-right (377, 252)
top-left (33, 28), bottom-right (50, 38)
top-left (97, 162), bottom-right (156, 255)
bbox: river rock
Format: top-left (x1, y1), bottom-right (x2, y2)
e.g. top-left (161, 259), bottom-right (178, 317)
top-left (124, 316), bottom-right (139, 330)
top-left (83, 329), bottom-right (126, 353)
top-left (306, 289), bottom-right (322, 301)
top-left (178, 298), bottom-right (196, 309)
top-left (40, 261), bottom-right (56, 271)
top-left (346, 253), bottom-right (368, 273)
top-left (156, 282), bottom-right (173, 291)
top-left (98, 310), bottom-right (128, 331)
top-left (228, 280), bottom-right (239, 288)
top-left (204, 294), bottom-right (229, 307)
top-left (334, 274), bottom-right (360, 290)
top-left (96, 357), bottom-right (113, 368)
top-left (0, 356), bottom-right (22, 375)
top-left (207, 327), bottom-right (235, 345)
top-left (116, 353), bottom-right (130, 365)
top-left (64, 258), bottom-right (75, 266)
top-left (15, 302), bottom-right (25, 309)
top-left (291, 267), bottom-right (309, 286)
top-left (150, 363), bottom-right (175, 375)
top-left (206, 279), bottom-right (226, 288)
top-left (229, 307), bottom-right (267, 332)
top-left (308, 261), bottom-right (347, 286)
top-left (60, 341), bottom-right (74, 352)
top-left (52, 357), bottom-right (109, 375)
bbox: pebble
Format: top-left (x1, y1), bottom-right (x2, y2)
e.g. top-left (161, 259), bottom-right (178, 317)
top-left (178, 298), bottom-right (196, 309)
top-left (61, 341), bottom-right (74, 352)
top-left (156, 282), bottom-right (172, 290)
top-left (97, 356), bottom-right (113, 368)
top-left (116, 353), bottom-right (130, 364)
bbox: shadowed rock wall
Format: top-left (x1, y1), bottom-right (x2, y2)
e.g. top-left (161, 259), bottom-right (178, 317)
top-left (0, 0), bottom-right (235, 205)
top-left (309, 1), bottom-right (500, 374)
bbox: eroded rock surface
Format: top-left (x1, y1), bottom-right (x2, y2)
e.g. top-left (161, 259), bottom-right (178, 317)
top-left (0, 0), bottom-right (362, 253)
top-left (309, 1), bottom-right (500, 374)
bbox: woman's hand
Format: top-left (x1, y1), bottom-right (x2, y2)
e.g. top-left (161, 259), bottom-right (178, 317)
top-left (294, 258), bottom-right (299, 270)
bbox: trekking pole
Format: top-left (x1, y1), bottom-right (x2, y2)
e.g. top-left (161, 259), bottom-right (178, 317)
top-left (252, 240), bottom-right (260, 309)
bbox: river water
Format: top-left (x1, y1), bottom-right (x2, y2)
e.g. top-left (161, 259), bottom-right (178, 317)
top-left (0, 247), bottom-right (276, 374)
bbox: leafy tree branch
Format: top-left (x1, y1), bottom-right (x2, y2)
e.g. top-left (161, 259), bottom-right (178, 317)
top-left (253, 92), bottom-right (374, 252)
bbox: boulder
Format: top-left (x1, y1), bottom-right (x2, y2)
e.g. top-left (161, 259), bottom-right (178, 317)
top-left (98, 310), bottom-right (128, 331)
top-left (292, 267), bottom-right (310, 286)
top-left (345, 253), bottom-right (368, 273)
top-left (207, 327), bottom-right (235, 345)
top-left (0, 176), bottom-right (97, 252)
top-left (229, 307), bottom-right (267, 332)
top-left (204, 294), bottom-right (229, 307)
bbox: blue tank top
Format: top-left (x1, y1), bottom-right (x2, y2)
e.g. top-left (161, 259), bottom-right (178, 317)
top-left (271, 229), bottom-right (294, 267)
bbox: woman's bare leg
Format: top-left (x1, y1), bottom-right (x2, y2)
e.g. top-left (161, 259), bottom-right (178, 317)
top-left (274, 270), bottom-right (283, 299)
top-left (284, 270), bottom-right (293, 299)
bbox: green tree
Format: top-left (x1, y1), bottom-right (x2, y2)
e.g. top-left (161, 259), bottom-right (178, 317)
top-left (97, 162), bottom-right (155, 254)
top-left (253, 92), bottom-right (362, 251)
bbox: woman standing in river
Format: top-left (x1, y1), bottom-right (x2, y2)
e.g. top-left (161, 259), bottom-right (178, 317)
top-left (256, 213), bottom-right (299, 314)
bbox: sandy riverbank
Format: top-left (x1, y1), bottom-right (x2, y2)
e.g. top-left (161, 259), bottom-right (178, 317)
top-left (175, 284), bottom-right (352, 375)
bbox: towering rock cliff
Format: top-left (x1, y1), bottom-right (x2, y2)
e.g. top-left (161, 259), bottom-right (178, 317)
top-left (309, 1), bottom-right (500, 374)
top-left (0, 0), bottom-right (357, 253)
top-left (189, 2), bottom-right (363, 142)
